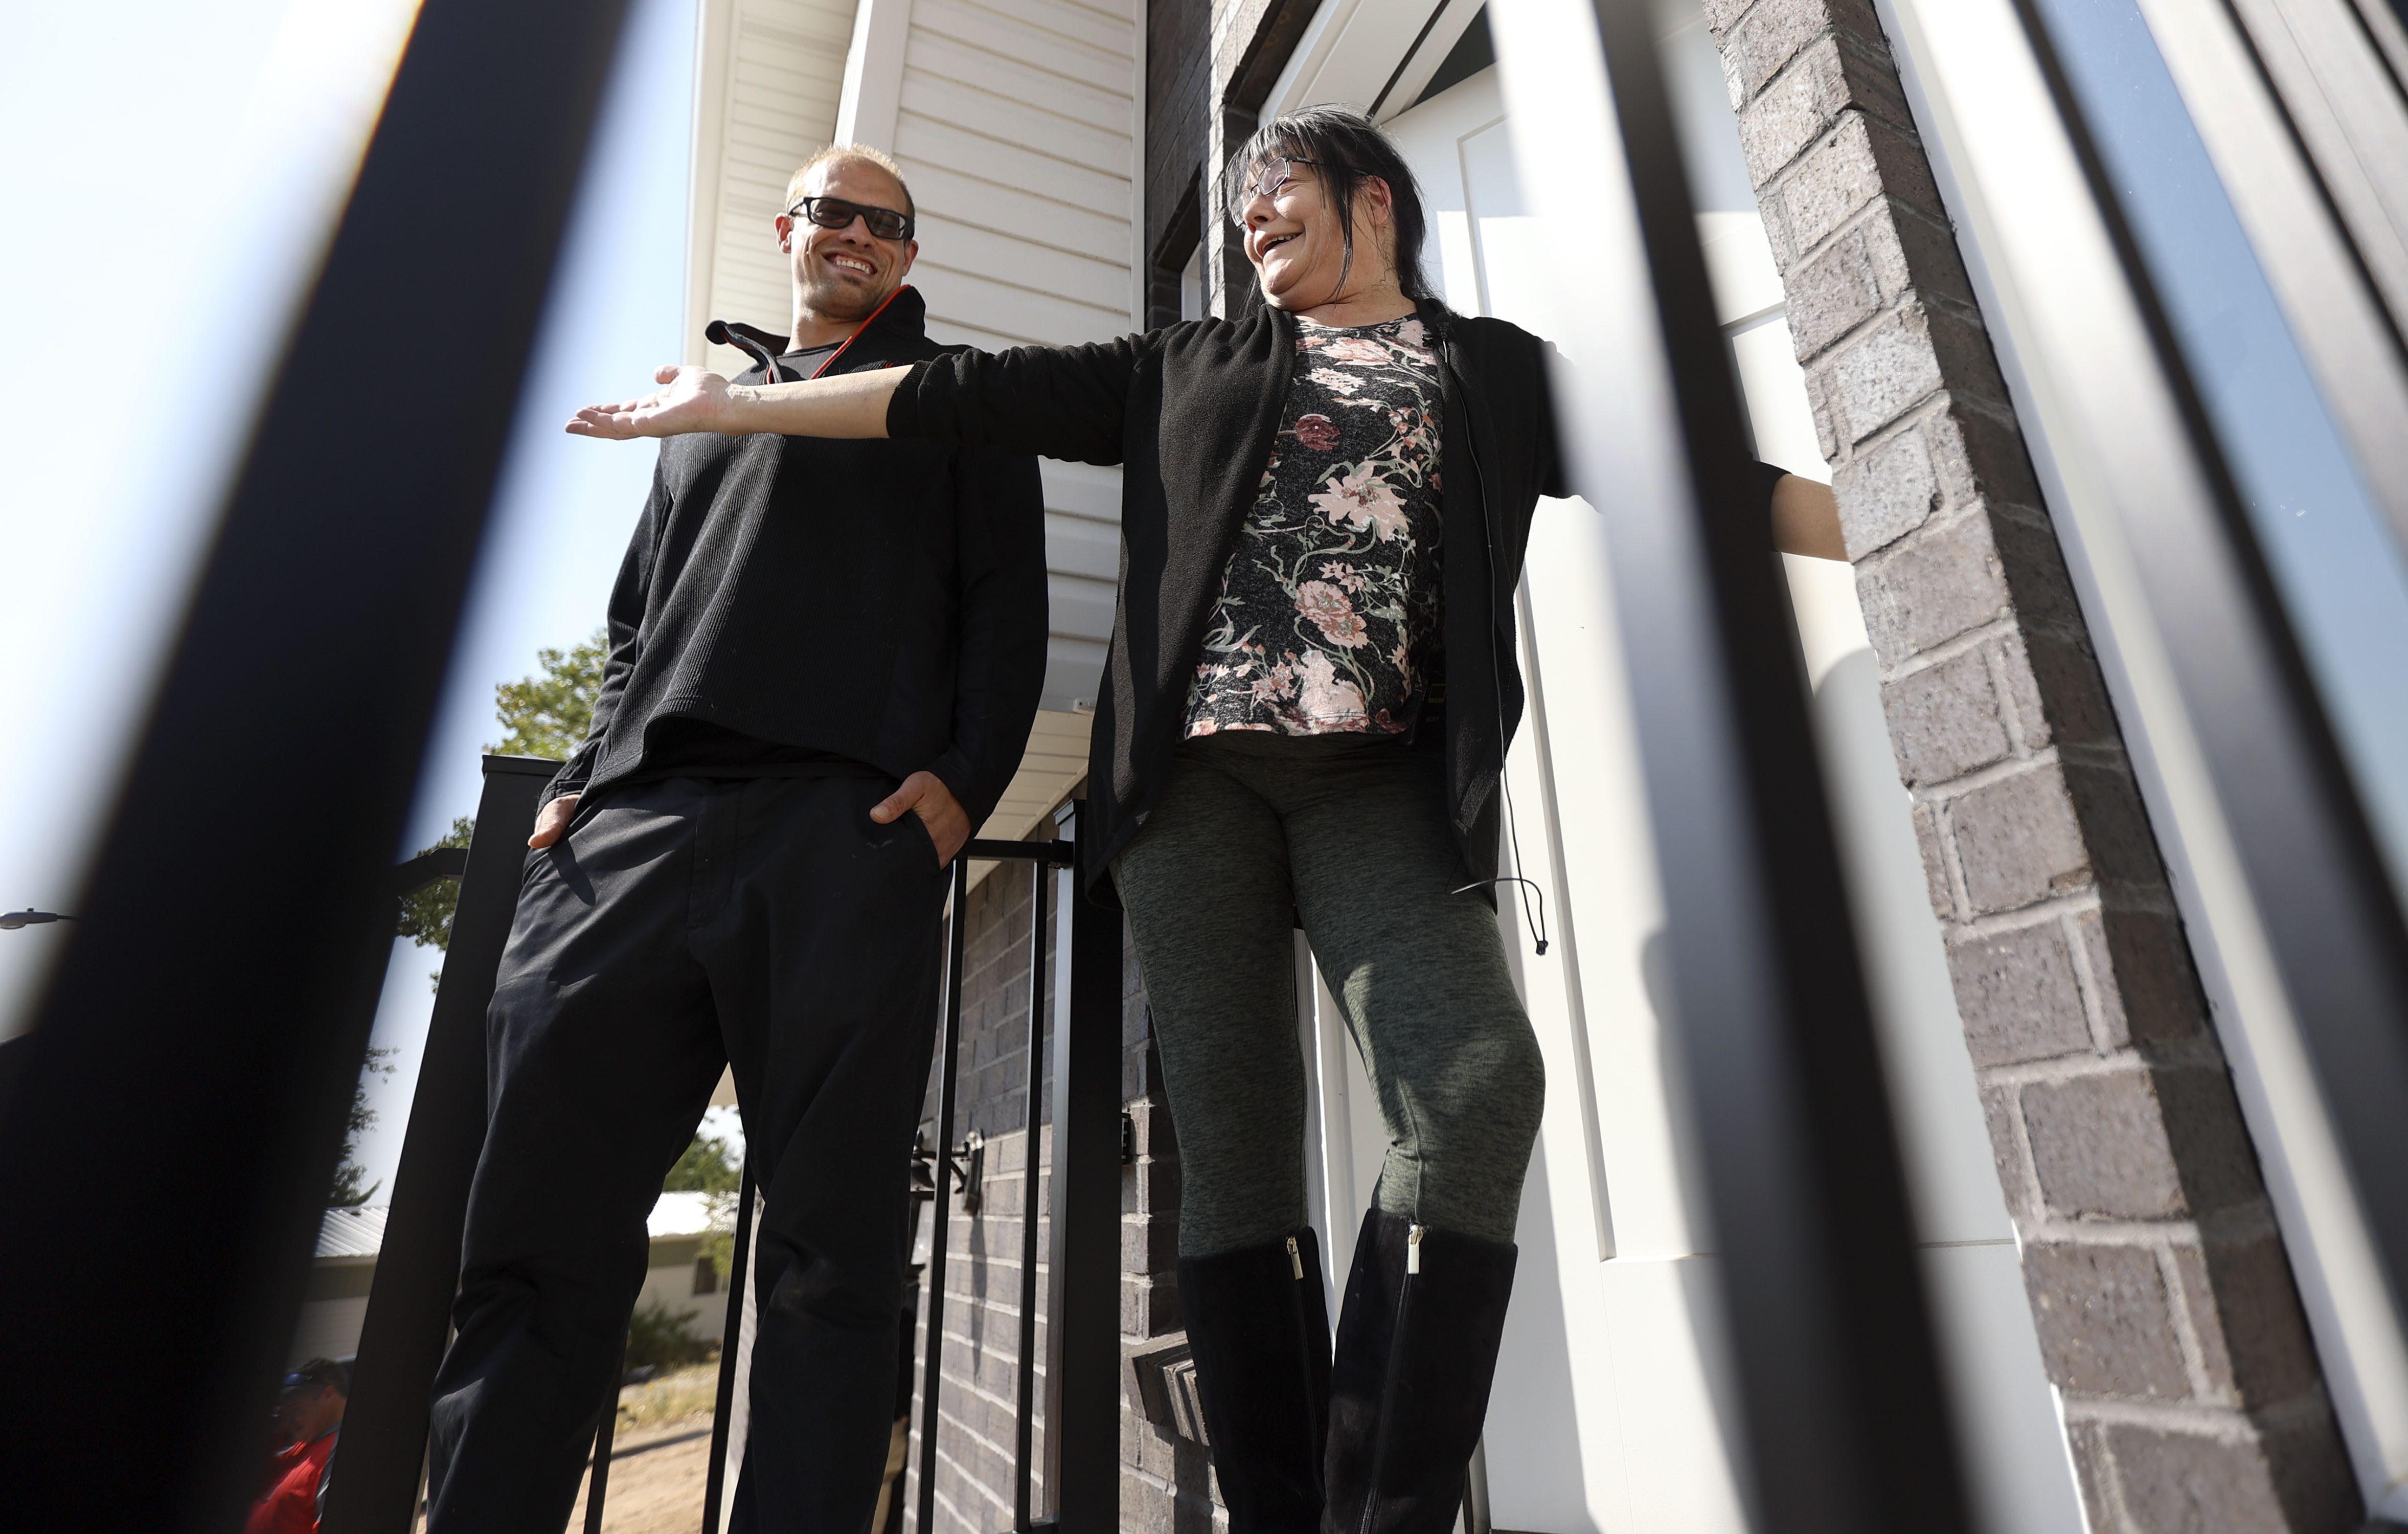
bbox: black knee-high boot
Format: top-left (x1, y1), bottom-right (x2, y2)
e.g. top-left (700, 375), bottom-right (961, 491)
top-left (1322, 1210), bottom-right (1517, 1534)
top-left (1176, 1227), bottom-right (1334, 1532)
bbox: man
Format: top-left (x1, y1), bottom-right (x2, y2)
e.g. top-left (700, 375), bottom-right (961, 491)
top-left (249, 1359), bottom-right (346, 1534)
top-left (425, 145), bottom-right (1047, 1531)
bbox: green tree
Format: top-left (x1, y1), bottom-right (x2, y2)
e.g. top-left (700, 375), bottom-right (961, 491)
top-left (330, 1046), bottom-right (397, 1205)
top-left (667, 1129), bottom-right (743, 1277)
top-left (488, 629), bottom-right (608, 762)
top-left (624, 1299), bottom-right (715, 1371)
top-left (395, 631), bottom-right (608, 956)
top-left (396, 817), bottom-right (475, 952)
top-left (665, 1131), bottom-right (741, 1194)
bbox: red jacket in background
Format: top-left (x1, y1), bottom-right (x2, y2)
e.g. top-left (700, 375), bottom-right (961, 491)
top-left (247, 1430), bottom-right (336, 1534)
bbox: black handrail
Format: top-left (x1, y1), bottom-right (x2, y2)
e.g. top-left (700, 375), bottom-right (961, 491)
top-left (894, 816), bottom-right (1109, 1534)
top-left (330, 756), bottom-right (555, 1534)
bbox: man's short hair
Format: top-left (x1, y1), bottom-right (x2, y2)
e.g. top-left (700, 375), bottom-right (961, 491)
top-left (785, 145), bottom-right (914, 218)
top-left (282, 1358), bottom-right (349, 1398)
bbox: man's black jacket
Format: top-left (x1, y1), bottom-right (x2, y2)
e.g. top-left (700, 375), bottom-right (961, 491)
top-left (888, 298), bottom-right (1786, 901)
top-left (550, 286), bottom-right (1048, 827)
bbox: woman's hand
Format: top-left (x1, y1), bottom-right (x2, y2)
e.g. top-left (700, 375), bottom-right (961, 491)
top-left (1771, 474), bottom-right (1847, 561)
top-left (567, 365), bottom-right (733, 439)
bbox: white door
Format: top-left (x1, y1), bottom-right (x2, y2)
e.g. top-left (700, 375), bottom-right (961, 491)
top-left (1299, 9), bottom-right (2093, 1530)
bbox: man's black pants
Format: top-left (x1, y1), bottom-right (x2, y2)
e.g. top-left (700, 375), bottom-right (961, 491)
top-left (425, 774), bottom-right (947, 1533)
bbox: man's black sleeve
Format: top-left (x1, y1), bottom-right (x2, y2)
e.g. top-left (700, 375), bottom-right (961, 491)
top-left (919, 443), bottom-right (1049, 827)
top-left (886, 333), bottom-right (1146, 466)
top-left (544, 456), bottom-right (668, 804)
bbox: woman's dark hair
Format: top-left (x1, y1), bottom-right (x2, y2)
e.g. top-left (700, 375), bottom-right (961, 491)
top-left (1221, 105), bottom-right (1434, 302)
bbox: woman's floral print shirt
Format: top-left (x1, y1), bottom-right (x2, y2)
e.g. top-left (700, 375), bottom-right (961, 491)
top-left (1183, 314), bottom-right (1443, 737)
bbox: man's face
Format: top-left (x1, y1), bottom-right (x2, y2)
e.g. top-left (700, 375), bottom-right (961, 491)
top-left (777, 160), bottom-right (918, 323)
top-left (286, 1384), bottom-right (345, 1443)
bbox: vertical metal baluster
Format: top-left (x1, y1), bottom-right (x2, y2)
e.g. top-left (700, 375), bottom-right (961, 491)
top-left (584, 1336), bottom-right (628, 1533)
top-left (1012, 861), bottom-right (1050, 1530)
top-left (914, 858), bottom-right (973, 1534)
top-left (1482, 4), bottom-right (1971, 1527)
top-left (699, 1161), bottom-right (755, 1534)
top-left (1046, 804), bottom-right (1119, 1529)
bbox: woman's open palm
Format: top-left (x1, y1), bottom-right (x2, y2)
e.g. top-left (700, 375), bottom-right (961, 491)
top-left (566, 364), bottom-right (730, 439)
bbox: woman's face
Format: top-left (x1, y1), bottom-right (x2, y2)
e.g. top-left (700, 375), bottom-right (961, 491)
top-left (1237, 159), bottom-right (1396, 309)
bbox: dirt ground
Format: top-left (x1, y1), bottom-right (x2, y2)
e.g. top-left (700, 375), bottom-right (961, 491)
top-left (408, 1365), bottom-right (905, 1532)
top-left (565, 1417), bottom-right (717, 1534)
top-left (407, 1366), bottom-right (722, 1534)
top-left (568, 1365), bottom-right (723, 1534)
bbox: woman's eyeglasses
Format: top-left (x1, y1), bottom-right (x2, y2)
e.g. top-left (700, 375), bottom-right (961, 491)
top-left (1226, 157), bottom-right (1327, 223)
top-left (787, 195), bottom-right (915, 242)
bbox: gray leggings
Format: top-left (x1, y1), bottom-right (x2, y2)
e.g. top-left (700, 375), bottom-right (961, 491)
top-left (1111, 732), bottom-right (1545, 1255)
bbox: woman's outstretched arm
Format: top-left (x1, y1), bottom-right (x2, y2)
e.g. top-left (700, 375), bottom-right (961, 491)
top-left (567, 332), bottom-right (1139, 464)
top-left (566, 363), bottom-right (905, 440)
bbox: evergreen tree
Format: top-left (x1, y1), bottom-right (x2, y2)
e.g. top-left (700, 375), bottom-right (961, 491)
top-left (329, 1047), bottom-right (397, 1206)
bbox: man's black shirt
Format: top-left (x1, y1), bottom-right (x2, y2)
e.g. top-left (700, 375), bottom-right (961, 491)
top-left (550, 287), bottom-right (1048, 827)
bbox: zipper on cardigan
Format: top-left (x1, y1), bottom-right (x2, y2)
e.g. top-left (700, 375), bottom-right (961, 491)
top-left (1358, 1224), bottom-right (1423, 1534)
top-left (1288, 1235), bottom-right (1304, 1279)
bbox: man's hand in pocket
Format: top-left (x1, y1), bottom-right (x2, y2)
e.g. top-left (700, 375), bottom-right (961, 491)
top-left (870, 773), bottom-right (968, 867)
top-left (528, 795), bottom-right (580, 849)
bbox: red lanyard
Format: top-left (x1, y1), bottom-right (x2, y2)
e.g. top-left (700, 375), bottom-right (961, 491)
top-left (808, 284), bottom-right (911, 379)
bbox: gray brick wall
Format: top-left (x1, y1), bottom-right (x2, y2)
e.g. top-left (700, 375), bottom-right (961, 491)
top-left (896, 846), bottom-right (1224, 1534)
top-left (1705, 3), bottom-right (2360, 1528)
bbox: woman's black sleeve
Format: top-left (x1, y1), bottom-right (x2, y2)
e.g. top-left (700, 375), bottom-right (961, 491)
top-left (1747, 458), bottom-right (1790, 519)
top-left (885, 334), bottom-right (1147, 466)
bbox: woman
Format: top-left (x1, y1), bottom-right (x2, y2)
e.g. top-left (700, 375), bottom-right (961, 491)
top-left (573, 107), bottom-right (1843, 1534)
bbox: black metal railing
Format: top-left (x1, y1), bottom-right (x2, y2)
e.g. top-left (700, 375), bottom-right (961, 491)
top-left (13, 0), bottom-right (2407, 1527)
top-left (330, 755), bottom-right (556, 1533)
top-left (329, 782), bottom-right (1121, 1533)
top-left (691, 800), bottom-right (1122, 1534)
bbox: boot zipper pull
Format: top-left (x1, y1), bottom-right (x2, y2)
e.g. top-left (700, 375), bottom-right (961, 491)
top-left (1287, 1235), bottom-right (1304, 1280)
top-left (1407, 1224), bottom-right (1425, 1274)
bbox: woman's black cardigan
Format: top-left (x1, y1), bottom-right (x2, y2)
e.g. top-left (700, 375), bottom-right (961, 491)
top-left (886, 299), bottom-right (1786, 903)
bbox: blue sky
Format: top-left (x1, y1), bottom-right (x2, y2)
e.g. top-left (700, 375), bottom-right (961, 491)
top-left (0, 0), bottom-right (713, 1191)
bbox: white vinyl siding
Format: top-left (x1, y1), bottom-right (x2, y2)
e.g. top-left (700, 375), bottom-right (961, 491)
top-left (868, 0), bottom-right (1140, 823)
top-left (691, 0), bottom-right (859, 377)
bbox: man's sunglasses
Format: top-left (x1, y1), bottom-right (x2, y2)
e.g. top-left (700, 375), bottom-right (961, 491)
top-left (787, 195), bottom-right (915, 242)
top-left (1227, 156), bottom-right (1329, 223)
